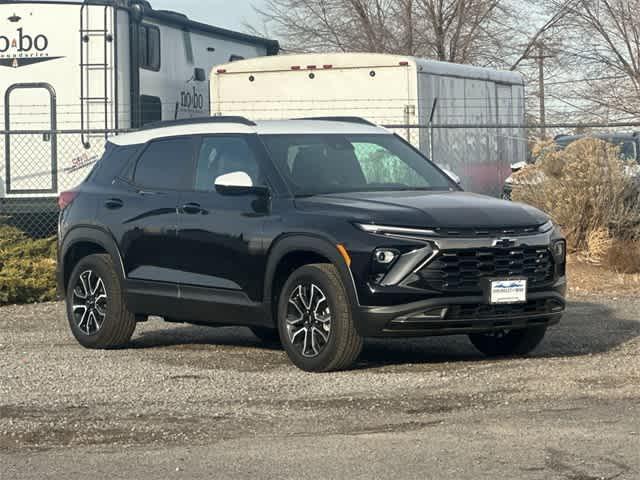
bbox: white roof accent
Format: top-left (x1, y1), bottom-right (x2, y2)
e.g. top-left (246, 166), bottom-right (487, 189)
top-left (212, 52), bottom-right (524, 86)
top-left (109, 119), bottom-right (390, 146)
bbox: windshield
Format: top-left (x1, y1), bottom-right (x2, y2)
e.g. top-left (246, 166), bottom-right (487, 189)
top-left (555, 137), bottom-right (638, 163)
top-left (260, 134), bottom-right (456, 196)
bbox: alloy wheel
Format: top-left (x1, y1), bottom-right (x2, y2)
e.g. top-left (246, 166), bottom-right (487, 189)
top-left (286, 283), bottom-right (332, 358)
top-left (72, 270), bottom-right (108, 336)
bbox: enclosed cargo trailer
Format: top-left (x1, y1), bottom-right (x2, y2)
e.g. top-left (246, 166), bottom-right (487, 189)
top-left (211, 53), bottom-right (525, 196)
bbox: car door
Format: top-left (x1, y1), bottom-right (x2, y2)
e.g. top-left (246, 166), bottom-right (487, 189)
top-left (109, 136), bottom-right (197, 294)
top-left (176, 134), bottom-right (273, 322)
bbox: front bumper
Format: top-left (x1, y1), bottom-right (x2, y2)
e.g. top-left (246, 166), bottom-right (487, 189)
top-left (354, 280), bottom-right (566, 337)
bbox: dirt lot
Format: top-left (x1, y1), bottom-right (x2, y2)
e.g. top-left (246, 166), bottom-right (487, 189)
top-left (1, 280), bottom-right (639, 478)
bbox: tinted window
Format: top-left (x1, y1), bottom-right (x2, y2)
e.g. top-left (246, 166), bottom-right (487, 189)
top-left (90, 143), bottom-right (139, 185)
top-left (140, 95), bottom-right (162, 126)
top-left (195, 136), bottom-right (261, 191)
top-left (134, 138), bottom-right (194, 190)
top-left (139, 24), bottom-right (160, 71)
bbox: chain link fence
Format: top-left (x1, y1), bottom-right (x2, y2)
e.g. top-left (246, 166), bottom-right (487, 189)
top-left (1, 121), bottom-right (639, 240)
top-left (0, 129), bottom-right (121, 237)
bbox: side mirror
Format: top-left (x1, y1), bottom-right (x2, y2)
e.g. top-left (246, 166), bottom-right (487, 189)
top-left (215, 171), bottom-right (253, 188)
top-left (442, 168), bottom-right (462, 185)
top-left (214, 171), bottom-right (269, 196)
top-left (510, 161), bottom-right (527, 173)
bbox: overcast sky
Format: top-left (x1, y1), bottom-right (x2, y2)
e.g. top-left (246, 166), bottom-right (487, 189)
top-left (150, 0), bottom-right (266, 32)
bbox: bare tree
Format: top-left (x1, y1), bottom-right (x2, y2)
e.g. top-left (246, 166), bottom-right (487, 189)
top-left (252, 0), bottom-right (513, 64)
top-left (556, 0), bottom-right (640, 117)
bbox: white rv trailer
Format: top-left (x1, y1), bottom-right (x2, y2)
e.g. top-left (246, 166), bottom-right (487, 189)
top-left (210, 53), bottom-right (525, 196)
top-left (0, 0), bottom-right (278, 213)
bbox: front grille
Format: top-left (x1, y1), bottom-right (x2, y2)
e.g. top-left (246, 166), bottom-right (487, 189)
top-left (406, 246), bottom-right (555, 294)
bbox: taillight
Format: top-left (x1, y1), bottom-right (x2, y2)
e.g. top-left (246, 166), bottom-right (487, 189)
top-left (58, 191), bottom-right (78, 210)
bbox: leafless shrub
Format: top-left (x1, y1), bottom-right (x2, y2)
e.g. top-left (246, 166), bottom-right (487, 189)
top-left (512, 138), bottom-right (640, 270)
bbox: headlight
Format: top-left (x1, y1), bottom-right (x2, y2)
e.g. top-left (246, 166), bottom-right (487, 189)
top-left (538, 220), bottom-right (554, 233)
top-left (370, 248), bottom-right (400, 283)
top-left (374, 249), bottom-right (398, 265)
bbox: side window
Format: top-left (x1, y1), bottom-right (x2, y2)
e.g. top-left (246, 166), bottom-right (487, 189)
top-left (140, 95), bottom-right (162, 126)
top-left (134, 138), bottom-right (194, 190)
top-left (353, 143), bottom-right (428, 187)
top-left (139, 24), bottom-right (161, 71)
top-left (195, 136), bottom-right (260, 191)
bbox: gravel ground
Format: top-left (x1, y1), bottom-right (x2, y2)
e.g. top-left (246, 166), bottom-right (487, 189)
top-left (1, 295), bottom-right (639, 479)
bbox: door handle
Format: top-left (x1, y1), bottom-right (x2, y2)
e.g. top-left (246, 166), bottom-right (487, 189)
top-left (181, 202), bottom-right (203, 215)
top-left (104, 198), bottom-right (123, 210)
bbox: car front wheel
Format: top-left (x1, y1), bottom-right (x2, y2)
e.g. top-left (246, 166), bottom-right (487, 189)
top-left (277, 264), bottom-right (363, 372)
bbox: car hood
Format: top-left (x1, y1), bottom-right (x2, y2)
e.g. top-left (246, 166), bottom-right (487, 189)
top-left (295, 191), bottom-right (549, 229)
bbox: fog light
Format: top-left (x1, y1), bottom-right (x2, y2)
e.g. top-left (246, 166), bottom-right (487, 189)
top-left (374, 249), bottom-right (398, 265)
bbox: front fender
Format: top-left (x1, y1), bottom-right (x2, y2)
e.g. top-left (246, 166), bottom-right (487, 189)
top-left (263, 234), bottom-right (360, 313)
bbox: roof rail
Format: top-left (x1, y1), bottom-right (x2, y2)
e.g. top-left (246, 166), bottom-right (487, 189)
top-left (297, 116), bottom-right (377, 126)
top-left (141, 116), bottom-right (256, 130)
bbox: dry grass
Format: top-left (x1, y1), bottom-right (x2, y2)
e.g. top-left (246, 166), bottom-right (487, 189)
top-left (568, 255), bottom-right (640, 297)
top-left (513, 137), bottom-right (640, 272)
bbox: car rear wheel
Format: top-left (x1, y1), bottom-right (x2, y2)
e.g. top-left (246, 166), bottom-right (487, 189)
top-left (66, 254), bottom-right (136, 349)
top-left (277, 264), bottom-right (363, 372)
top-left (468, 326), bottom-right (547, 357)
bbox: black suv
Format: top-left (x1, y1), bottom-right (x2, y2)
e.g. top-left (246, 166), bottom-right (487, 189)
top-left (57, 117), bottom-right (567, 371)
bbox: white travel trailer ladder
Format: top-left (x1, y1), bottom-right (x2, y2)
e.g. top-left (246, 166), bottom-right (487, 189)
top-left (79, 1), bottom-right (115, 148)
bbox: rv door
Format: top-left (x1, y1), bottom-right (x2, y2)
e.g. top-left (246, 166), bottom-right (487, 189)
top-left (4, 83), bottom-right (57, 194)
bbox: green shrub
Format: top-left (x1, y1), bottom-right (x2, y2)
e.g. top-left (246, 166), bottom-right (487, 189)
top-left (0, 225), bottom-right (57, 305)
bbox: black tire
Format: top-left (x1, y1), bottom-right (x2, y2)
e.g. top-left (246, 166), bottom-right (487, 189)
top-left (469, 326), bottom-right (547, 357)
top-left (249, 326), bottom-right (281, 345)
top-left (66, 254), bottom-right (136, 349)
top-left (277, 263), bottom-right (363, 372)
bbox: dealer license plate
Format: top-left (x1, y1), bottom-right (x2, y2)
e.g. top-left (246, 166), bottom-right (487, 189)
top-left (489, 279), bottom-right (527, 304)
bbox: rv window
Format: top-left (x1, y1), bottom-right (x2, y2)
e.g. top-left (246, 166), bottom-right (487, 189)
top-left (140, 95), bottom-right (162, 126)
top-left (229, 54), bottom-right (245, 62)
top-left (183, 30), bottom-right (194, 64)
top-left (134, 138), bottom-right (195, 191)
top-left (139, 24), bottom-right (161, 71)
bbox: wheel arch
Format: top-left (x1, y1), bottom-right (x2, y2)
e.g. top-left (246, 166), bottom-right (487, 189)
top-left (60, 227), bottom-right (125, 295)
top-left (263, 235), bottom-right (359, 327)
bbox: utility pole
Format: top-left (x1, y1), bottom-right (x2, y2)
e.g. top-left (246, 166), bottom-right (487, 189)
top-left (526, 40), bottom-right (554, 139)
top-left (537, 42), bottom-right (546, 138)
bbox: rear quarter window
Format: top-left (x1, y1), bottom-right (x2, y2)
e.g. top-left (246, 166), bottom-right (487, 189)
top-left (89, 143), bottom-right (141, 186)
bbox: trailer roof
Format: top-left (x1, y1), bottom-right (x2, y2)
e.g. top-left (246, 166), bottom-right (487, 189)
top-left (212, 52), bottom-right (523, 85)
top-left (4, 1), bottom-right (279, 54)
top-left (110, 119), bottom-right (390, 146)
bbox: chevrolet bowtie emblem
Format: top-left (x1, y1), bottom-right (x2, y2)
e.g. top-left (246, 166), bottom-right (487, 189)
top-left (492, 238), bottom-right (517, 248)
